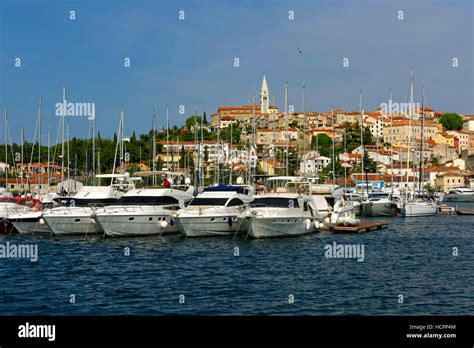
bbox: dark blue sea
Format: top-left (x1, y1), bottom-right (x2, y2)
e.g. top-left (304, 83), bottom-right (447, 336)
top-left (1, 203), bottom-right (473, 316)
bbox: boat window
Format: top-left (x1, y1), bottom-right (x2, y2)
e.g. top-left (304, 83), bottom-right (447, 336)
top-left (251, 198), bottom-right (300, 208)
top-left (119, 196), bottom-right (179, 205)
top-left (189, 198), bottom-right (229, 206)
top-left (226, 199), bottom-right (245, 207)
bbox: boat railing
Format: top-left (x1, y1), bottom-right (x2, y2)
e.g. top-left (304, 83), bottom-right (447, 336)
top-left (100, 203), bottom-right (181, 214)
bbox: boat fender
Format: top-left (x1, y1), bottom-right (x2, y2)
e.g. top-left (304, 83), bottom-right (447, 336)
top-left (39, 218), bottom-right (45, 225)
top-left (170, 218), bottom-right (174, 226)
top-left (227, 216), bottom-right (233, 227)
top-left (314, 221), bottom-right (320, 229)
top-left (305, 219), bottom-right (311, 230)
top-left (160, 220), bottom-right (168, 229)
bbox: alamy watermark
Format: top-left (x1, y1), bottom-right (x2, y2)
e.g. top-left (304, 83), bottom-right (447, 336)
top-left (55, 99), bottom-right (95, 120)
top-left (380, 100), bottom-right (421, 115)
top-left (0, 242), bottom-right (38, 262)
top-left (325, 242), bottom-right (365, 262)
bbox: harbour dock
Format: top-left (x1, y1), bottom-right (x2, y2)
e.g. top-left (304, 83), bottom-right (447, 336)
top-left (456, 210), bottom-right (474, 215)
top-left (328, 220), bottom-right (390, 234)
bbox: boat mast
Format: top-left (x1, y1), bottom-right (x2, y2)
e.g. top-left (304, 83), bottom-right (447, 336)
top-left (61, 85), bottom-right (66, 186)
top-left (419, 82), bottom-right (425, 196)
top-left (252, 92), bottom-right (256, 183)
top-left (229, 110), bottom-right (233, 185)
top-left (332, 107), bottom-right (335, 185)
top-left (284, 82), bottom-right (289, 176)
top-left (406, 69), bottom-right (414, 199)
top-left (216, 113), bottom-right (220, 184)
top-left (67, 119), bottom-right (70, 190)
top-left (166, 107), bottom-right (169, 172)
top-left (152, 107), bottom-right (156, 186)
top-left (92, 111), bottom-right (96, 186)
top-left (389, 88), bottom-right (394, 193)
top-left (359, 90), bottom-right (367, 195)
top-left (4, 106), bottom-right (7, 191)
top-left (21, 127), bottom-right (24, 192)
top-left (38, 96), bottom-right (42, 196)
top-left (47, 127), bottom-right (51, 193)
top-left (302, 81), bottom-right (307, 178)
top-left (200, 112), bottom-right (204, 186)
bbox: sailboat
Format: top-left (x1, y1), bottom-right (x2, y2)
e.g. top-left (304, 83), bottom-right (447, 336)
top-left (400, 75), bottom-right (438, 217)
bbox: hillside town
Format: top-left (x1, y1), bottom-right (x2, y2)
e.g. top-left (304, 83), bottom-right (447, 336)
top-left (1, 76), bottom-right (473, 196)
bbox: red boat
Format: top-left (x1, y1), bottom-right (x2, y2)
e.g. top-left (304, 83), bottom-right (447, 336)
top-left (0, 197), bottom-right (43, 234)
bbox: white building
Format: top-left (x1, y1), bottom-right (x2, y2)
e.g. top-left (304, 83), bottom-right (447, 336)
top-left (299, 152), bottom-right (330, 176)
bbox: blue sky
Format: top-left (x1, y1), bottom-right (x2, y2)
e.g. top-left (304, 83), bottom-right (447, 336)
top-left (0, 0), bottom-right (472, 142)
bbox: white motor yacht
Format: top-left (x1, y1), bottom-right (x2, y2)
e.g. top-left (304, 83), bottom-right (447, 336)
top-left (444, 187), bottom-right (474, 202)
top-left (174, 185), bottom-right (253, 237)
top-left (42, 185), bottom-right (125, 235)
top-left (94, 187), bottom-right (194, 237)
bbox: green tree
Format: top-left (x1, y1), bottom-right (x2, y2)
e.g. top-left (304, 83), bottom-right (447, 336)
top-left (203, 112), bottom-right (208, 124)
top-left (203, 146), bottom-right (209, 162)
top-left (353, 151), bottom-right (377, 173)
top-left (185, 115), bottom-right (201, 129)
top-left (311, 133), bottom-right (332, 157)
top-left (439, 113), bottom-right (463, 131)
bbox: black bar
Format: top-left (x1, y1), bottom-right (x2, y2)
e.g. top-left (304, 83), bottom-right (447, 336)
top-left (0, 316), bottom-right (472, 346)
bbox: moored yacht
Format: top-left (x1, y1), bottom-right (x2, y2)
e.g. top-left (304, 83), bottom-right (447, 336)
top-left (174, 185), bottom-right (253, 237)
top-left (1, 198), bottom-right (42, 234)
top-left (361, 192), bottom-right (399, 217)
top-left (240, 177), bottom-right (321, 239)
top-left (400, 196), bottom-right (438, 217)
top-left (444, 187), bottom-right (474, 202)
top-left (94, 187), bottom-right (194, 237)
top-left (241, 194), bottom-right (319, 238)
top-left (42, 184), bottom-right (126, 236)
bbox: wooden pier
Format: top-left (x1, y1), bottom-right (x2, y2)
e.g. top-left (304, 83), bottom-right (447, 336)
top-left (328, 220), bottom-right (390, 234)
top-left (456, 210), bottom-right (474, 216)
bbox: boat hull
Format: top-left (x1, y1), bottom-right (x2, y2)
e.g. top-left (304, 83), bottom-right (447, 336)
top-left (95, 214), bottom-right (177, 237)
top-left (242, 216), bottom-right (316, 239)
top-left (401, 203), bottom-right (438, 217)
top-left (444, 195), bottom-right (474, 202)
top-left (43, 210), bottom-right (100, 235)
top-left (10, 216), bottom-right (52, 234)
top-left (362, 202), bottom-right (398, 217)
top-left (175, 214), bottom-right (242, 237)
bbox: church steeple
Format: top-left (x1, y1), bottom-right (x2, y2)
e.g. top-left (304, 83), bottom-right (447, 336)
top-left (260, 75), bottom-right (269, 114)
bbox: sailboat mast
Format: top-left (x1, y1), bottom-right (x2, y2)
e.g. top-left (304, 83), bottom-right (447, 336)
top-left (217, 114), bottom-right (220, 184)
top-left (406, 70), bottom-right (414, 197)
top-left (332, 107), bottom-right (335, 184)
top-left (389, 88), bottom-right (394, 193)
top-left (252, 93), bottom-right (256, 183)
top-left (4, 106), bottom-right (8, 191)
top-left (61, 85), bottom-right (66, 185)
top-left (229, 112), bottom-right (233, 185)
top-left (92, 113), bottom-right (96, 186)
top-left (47, 127), bottom-right (51, 193)
top-left (200, 113), bottom-right (204, 186)
top-left (152, 107), bottom-right (156, 186)
top-left (67, 119), bottom-right (70, 188)
top-left (166, 107), bottom-right (169, 171)
top-left (38, 96), bottom-right (42, 195)
top-left (284, 82), bottom-right (289, 176)
top-left (419, 82), bottom-right (425, 195)
top-left (21, 127), bottom-right (24, 191)
top-left (302, 81), bottom-right (307, 178)
top-left (359, 90), bottom-right (367, 195)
